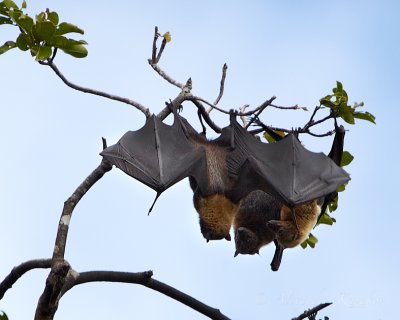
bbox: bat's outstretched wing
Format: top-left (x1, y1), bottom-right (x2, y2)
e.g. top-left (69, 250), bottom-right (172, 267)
top-left (101, 113), bottom-right (207, 212)
top-left (227, 115), bottom-right (350, 207)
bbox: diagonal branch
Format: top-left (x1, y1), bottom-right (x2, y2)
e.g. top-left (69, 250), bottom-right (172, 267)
top-left (63, 270), bottom-right (231, 320)
top-left (39, 60), bottom-right (150, 117)
top-left (292, 302), bottom-right (332, 320)
top-left (52, 159), bottom-right (112, 262)
top-left (0, 259), bottom-right (52, 300)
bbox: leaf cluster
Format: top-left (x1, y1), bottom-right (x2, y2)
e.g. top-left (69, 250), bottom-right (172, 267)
top-left (320, 81), bottom-right (375, 125)
top-left (0, 0), bottom-right (87, 60)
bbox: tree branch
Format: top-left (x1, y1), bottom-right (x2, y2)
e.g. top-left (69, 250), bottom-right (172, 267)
top-left (63, 270), bottom-right (231, 320)
top-left (34, 159), bottom-right (112, 320)
top-left (292, 302), bottom-right (332, 320)
top-left (52, 159), bottom-right (112, 262)
top-left (0, 259), bottom-right (52, 300)
top-left (209, 63), bottom-right (228, 110)
top-left (39, 60), bottom-right (151, 117)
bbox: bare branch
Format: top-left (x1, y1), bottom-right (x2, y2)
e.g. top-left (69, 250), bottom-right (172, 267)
top-left (52, 159), bottom-right (112, 262)
top-left (34, 261), bottom-right (71, 320)
top-left (39, 61), bottom-right (151, 117)
top-left (156, 78), bottom-right (193, 120)
top-left (244, 96), bottom-right (276, 129)
top-left (270, 103), bottom-right (301, 110)
top-left (190, 95), bottom-right (231, 115)
top-left (213, 63), bottom-right (228, 106)
top-left (148, 61), bottom-right (185, 89)
top-left (0, 259), bottom-right (52, 300)
top-left (64, 270), bottom-right (231, 320)
top-left (292, 302), bottom-right (332, 320)
top-left (151, 26), bottom-right (159, 63)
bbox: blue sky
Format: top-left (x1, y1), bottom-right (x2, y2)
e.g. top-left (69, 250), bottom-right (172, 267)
top-left (0, 0), bottom-right (399, 319)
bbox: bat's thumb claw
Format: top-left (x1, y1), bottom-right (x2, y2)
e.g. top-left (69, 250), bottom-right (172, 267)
top-left (234, 250), bottom-right (239, 257)
top-left (225, 234), bottom-right (231, 241)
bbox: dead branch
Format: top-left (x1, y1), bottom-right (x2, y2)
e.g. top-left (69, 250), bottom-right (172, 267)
top-left (0, 259), bottom-right (52, 300)
top-left (292, 302), bottom-right (332, 320)
top-left (51, 159), bottom-right (112, 262)
top-left (39, 60), bottom-right (150, 117)
top-left (148, 26), bottom-right (184, 89)
top-left (214, 63), bottom-right (228, 105)
top-left (60, 270), bottom-right (231, 320)
top-left (34, 159), bottom-right (112, 319)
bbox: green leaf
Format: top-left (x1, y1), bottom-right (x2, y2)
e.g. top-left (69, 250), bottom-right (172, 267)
top-left (16, 32), bottom-right (31, 50)
top-left (35, 44), bottom-right (52, 60)
top-left (55, 22), bottom-right (84, 35)
top-left (33, 20), bottom-right (56, 42)
top-left (353, 111), bottom-right (376, 124)
top-left (3, 0), bottom-right (18, 10)
top-left (320, 97), bottom-right (337, 109)
top-left (0, 311), bottom-right (8, 320)
top-left (61, 44), bottom-right (87, 58)
top-left (340, 151), bottom-right (354, 167)
top-left (0, 40), bottom-right (16, 54)
top-left (318, 213), bottom-right (335, 226)
top-left (35, 11), bottom-right (45, 23)
top-left (47, 11), bottom-right (59, 25)
top-left (307, 233), bottom-right (318, 248)
top-left (0, 16), bottom-right (13, 25)
top-left (301, 107), bottom-right (308, 111)
top-left (337, 184), bottom-right (346, 192)
top-left (301, 233), bottom-right (319, 249)
top-left (21, 0), bottom-right (27, 9)
top-left (14, 13), bottom-right (33, 34)
top-left (340, 108), bottom-right (355, 124)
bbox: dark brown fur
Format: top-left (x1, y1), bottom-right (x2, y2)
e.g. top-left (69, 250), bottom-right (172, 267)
top-left (233, 190), bottom-right (281, 255)
top-left (234, 190), bottom-right (322, 255)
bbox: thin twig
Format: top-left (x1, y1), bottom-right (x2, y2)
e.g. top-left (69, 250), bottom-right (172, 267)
top-left (0, 259), bottom-right (52, 299)
top-left (244, 96), bottom-right (276, 129)
top-left (270, 103), bottom-right (300, 110)
top-left (292, 302), bottom-right (332, 320)
top-left (151, 26), bottom-right (159, 63)
top-left (212, 63), bottom-right (228, 107)
top-left (156, 38), bottom-right (167, 64)
top-left (148, 61), bottom-right (185, 89)
top-left (65, 270), bottom-right (231, 320)
top-left (39, 61), bottom-right (151, 117)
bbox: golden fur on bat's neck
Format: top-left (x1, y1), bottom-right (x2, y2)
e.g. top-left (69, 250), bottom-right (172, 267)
top-left (194, 194), bottom-right (237, 240)
top-left (277, 201), bottom-right (321, 248)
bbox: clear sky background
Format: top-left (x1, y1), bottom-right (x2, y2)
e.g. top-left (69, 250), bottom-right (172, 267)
top-left (0, 1), bottom-right (398, 319)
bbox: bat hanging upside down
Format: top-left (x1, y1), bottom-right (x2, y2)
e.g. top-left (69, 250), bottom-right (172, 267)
top-left (101, 104), bottom-right (349, 270)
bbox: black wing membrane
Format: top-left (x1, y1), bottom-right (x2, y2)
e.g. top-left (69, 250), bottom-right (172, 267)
top-left (101, 113), bottom-right (207, 210)
top-left (227, 116), bottom-right (350, 207)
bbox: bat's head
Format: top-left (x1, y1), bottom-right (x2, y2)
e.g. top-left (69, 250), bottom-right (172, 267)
top-left (234, 227), bottom-right (261, 256)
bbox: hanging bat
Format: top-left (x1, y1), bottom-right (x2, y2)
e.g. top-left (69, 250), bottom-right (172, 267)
top-left (100, 106), bottom-right (350, 245)
top-left (233, 125), bottom-right (347, 271)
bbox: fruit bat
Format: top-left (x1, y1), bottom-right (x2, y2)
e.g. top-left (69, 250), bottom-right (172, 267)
top-left (100, 107), bottom-right (350, 245)
top-left (234, 125), bottom-right (347, 271)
